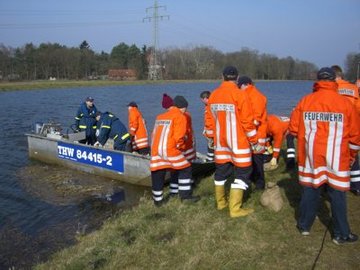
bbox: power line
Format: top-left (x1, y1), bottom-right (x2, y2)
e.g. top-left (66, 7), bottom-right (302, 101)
top-left (0, 21), bottom-right (142, 30)
top-left (143, 0), bottom-right (169, 80)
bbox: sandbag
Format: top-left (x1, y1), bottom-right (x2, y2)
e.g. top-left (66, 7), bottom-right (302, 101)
top-left (260, 182), bottom-right (284, 212)
top-left (263, 161), bottom-right (279, 171)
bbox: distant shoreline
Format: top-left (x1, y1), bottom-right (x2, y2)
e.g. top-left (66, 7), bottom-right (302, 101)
top-left (0, 79), bottom-right (308, 92)
top-left (0, 80), bottom-right (213, 92)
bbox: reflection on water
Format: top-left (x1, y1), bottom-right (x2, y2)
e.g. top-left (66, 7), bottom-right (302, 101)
top-left (17, 161), bottom-right (127, 206)
top-left (0, 81), bottom-right (312, 268)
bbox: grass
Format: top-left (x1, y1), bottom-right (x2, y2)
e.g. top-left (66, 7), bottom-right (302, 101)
top-left (35, 158), bottom-right (360, 270)
top-left (0, 79), bottom-right (215, 92)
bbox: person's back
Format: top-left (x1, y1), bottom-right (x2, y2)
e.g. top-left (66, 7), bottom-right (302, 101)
top-left (97, 112), bottom-right (130, 151)
top-left (243, 83), bottom-right (268, 141)
top-left (289, 75), bottom-right (360, 189)
top-left (128, 102), bottom-right (149, 154)
top-left (208, 66), bottom-right (258, 218)
top-left (183, 111), bottom-right (196, 161)
top-left (332, 65), bottom-right (360, 119)
top-left (208, 80), bottom-right (257, 167)
top-left (266, 114), bottom-right (289, 160)
top-left (289, 67), bottom-right (360, 244)
top-left (150, 106), bottom-right (189, 171)
top-left (237, 76), bottom-right (267, 190)
top-left (150, 96), bottom-right (199, 206)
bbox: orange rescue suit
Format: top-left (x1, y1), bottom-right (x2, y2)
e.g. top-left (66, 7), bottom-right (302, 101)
top-left (336, 78), bottom-right (360, 117)
top-left (203, 103), bottom-right (214, 138)
top-left (128, 106), bottom-right (149, 151)
top-left (150, 107), bottom-right (191, 171)
top-left (208, 81), bottom-right (257, 167)
top-left (266, 114), bottom-right (289, 159)
top-left (245, 84), bottom-right (267, 148)
top-left (289, 81), bottom-right (360, 191)
top-left (183, 111), bottom-right (196, 161)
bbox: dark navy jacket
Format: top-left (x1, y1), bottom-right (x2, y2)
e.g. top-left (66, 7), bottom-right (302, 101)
top-left (97, 112), bottom-right (130, 146)
top-left (75, 102), bottom-right (97, 137)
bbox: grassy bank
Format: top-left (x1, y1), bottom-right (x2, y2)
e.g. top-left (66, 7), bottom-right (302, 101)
top-left (35, 160), bottom-right (360, 270)
top-left (0, 79), bottom-right (215, 92)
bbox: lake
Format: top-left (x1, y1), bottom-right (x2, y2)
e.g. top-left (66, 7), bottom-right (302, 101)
top-left (0, 80), bottom-right (312, 268)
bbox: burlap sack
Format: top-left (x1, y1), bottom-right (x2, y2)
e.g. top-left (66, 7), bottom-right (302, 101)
top-left (263, 162), bottom-right (279, 172)
top-left (260, 182), bottom-right (284, 212)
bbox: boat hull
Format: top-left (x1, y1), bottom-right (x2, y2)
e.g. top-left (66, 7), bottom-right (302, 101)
top-left (27, 133), bottom-right (215, 187)
top-left (27, 134), bottom-right (153, 186)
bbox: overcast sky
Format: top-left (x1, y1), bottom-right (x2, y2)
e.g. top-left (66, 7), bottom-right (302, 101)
top-left (1, 0), bottom-right (359, 69)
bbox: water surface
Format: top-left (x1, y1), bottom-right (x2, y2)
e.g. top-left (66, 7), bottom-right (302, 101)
top-left (0, 80), bottom-right (312, 268)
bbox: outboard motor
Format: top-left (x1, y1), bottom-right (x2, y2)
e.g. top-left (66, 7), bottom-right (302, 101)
top-left (34, 122), bottom-right (43, 134)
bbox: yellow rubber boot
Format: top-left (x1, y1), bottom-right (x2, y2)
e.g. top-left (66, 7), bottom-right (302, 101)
top-left (229, 189), bottom-right (254, 218)
top-left (215, 185), bottom-right (228, 210)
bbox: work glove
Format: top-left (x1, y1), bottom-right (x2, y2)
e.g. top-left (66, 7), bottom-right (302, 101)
top-left (270, 157), bottom-right (277, 166)
top-left (251, 143), bottom-right (265, 154)
top-left (265, 145), bottom-right (273, 155)
top-left (94, 141), bottom-right (102, 147)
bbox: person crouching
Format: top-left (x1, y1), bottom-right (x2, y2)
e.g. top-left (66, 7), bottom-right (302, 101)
top-left (95, 111), bottom-right (130, 151)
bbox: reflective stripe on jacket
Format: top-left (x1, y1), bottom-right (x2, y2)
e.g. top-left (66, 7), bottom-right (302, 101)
top-left (266, 114), bottom-right (289, 158)
top-left (203, 103), bottom-right (214, 138)
top-left (183, 111), bottom-right (196, 161)
top-left (245, 84), bottom-right (267, 147)
top-left (74, 102), bottom-right (97, 136)
top-left (150, 107), bottom-right (191, 171)
top-left (128, 106), bottom-right (149, 150)
top-left (97, 112), bottom-right (129, 146)
top-left (336, 79), bottom-right (360, 117)
top-left (289, 81), bottom-right (360, 191)
top-left (208, 81), bottom-right (257, 167)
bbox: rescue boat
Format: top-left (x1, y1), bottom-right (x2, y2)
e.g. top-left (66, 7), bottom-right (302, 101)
top-left (26, 122), bottom-right (215, 187)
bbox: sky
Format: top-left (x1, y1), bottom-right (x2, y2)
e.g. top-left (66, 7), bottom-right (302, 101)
top-left (0, 0), bottom-right (359, 68)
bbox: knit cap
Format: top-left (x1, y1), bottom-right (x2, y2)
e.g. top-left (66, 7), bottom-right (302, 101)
top-left (173, 95), bottom-right (188, 108)
top-left (237, 76), bottom-right (253, 87)
top-left (162, 93), bottom-right (174, 109)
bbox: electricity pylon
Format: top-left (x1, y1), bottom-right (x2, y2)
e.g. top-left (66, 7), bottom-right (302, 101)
top-left (143, 0), bottom-right (169, 80)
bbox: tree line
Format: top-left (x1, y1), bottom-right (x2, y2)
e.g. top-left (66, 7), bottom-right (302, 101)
top-left (0, 40), bottom-right (358, 81)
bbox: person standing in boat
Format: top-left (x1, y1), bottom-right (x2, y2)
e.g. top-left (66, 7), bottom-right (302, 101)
top-left (237, 76), bottom-right (268, 191)
top-left (200, 90), bottom-right (215, 162)
top-left (74, 96), bottom-right (97, 145)
top-left (208, 66), bottom-right (259, 218)
top-left (94, 111), bottom-right (130, 151)
top-left (127, 101), bottom-right (150, 155)
top-left (150, 95), bottom-right (200, 206)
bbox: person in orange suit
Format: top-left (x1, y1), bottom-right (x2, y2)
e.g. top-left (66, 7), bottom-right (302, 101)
top-left (183, 110), bottom-right (196, 162)
top-left (208, 66), bottom-right (260, 218)
top-left (331, 65), bottom-right (360, 196)
top-left (289, 67), bottom-right (360, 244)
top-left (127, 101), bottom-right (150, 155)
top-left (237, 76), bottom-right (267, 190)
top-left (161, 93), bottom-right (196, 196)
top-left (266, 114), bottom-right (295, 168)
top-left (150, 95), bottom-right (200, 206)
top-left (200, 90), bottom-right (214, 162)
